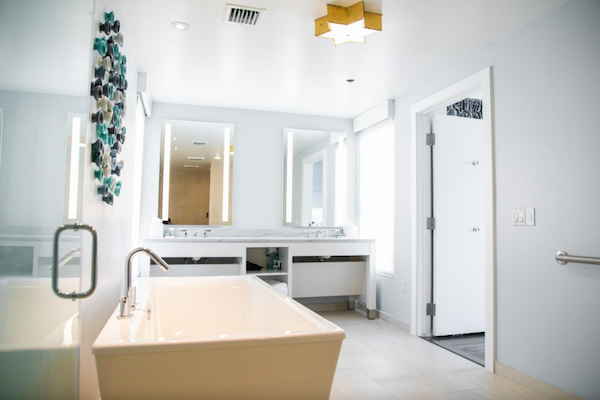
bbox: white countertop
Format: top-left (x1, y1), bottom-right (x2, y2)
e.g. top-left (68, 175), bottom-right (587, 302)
top-left (144, 237), bottom-right (374, 243)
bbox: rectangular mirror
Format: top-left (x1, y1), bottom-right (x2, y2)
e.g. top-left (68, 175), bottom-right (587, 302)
top-left (159, 120), bottom-right (234, 225)
top-left (283, 128), bottom-right (347, 227)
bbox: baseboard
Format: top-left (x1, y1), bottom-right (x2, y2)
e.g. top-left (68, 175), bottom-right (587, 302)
top-left (303, 302), bottom-right (349, 312)
top-left (355, 302), bottom-right (411, 332)
top-left (494, 362), bottom-right (584, 400)
top-left (376, 309), bottom-right (411, 332)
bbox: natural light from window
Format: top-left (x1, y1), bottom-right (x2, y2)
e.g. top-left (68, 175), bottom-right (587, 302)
top-left (359, 117), bottom-right (394, 276)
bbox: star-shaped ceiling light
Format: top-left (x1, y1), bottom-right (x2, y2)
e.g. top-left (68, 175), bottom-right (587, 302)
top-left (315, 1), bottom-right (382, 46)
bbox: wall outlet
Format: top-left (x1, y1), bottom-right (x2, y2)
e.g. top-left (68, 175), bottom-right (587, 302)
top-left (526, 208), bottom-right (535, 226)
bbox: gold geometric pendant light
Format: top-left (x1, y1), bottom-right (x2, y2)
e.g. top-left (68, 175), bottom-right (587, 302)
top-left (315, 1), bottom-right (382, 46)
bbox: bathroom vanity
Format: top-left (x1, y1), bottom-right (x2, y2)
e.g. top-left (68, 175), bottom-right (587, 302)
top-left (143, 236), bottom-right (376, 318)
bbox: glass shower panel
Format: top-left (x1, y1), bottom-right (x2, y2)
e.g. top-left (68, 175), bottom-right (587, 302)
top-left (0, 0), bottom-right (94, 398)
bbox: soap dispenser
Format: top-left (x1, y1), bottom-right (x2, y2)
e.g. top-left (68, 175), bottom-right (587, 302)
top-left (266, 248), bottom-right (279, 269)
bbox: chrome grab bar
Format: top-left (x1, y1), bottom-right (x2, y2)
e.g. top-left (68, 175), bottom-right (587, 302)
top-left (555, 250), bottom-right (600, 266)
top-left (52, 222), bottom-right (98, 300)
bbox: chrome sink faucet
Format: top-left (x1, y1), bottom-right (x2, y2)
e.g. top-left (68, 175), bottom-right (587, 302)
top-left (118, 247), bottom-right (170, 319)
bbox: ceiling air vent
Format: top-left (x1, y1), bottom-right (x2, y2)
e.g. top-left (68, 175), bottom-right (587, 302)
top-left (188, 156), bottom-right (205, 161)
top-left (192, 141), bottom-right (208, 146)
top-left (223, 4), bottom-right (265, 27)
top-left (184, 165), bottom-right (200, 169)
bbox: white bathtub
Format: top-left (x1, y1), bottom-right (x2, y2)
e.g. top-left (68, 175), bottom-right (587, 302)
top-left (0, 278), bottom-right (79, 400)
top-left (93, 275), bottom-right (345, 400)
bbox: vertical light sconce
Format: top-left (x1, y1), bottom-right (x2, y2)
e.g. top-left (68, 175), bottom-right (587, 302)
top-left (161, 123), bottom-right (172, 220)
top-left (285, 131), bottom-right (294, 224)
top-left (222, 127), bottom-right (231, 222)
top-left (332, 132), bottom-right (348, 225)
top-left (67, 115), bottom-right (84, 220)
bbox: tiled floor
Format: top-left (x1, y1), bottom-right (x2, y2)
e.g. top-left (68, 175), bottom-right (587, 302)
top-left (318, 310), bottom-right (553, 400)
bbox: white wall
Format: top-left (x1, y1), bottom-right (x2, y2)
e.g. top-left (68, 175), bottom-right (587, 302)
top-left (0, 91), bottom-right (87, 226)
top-left (78, 1), bottom-right (142, 398)
top-left (140, 103), bottom-right (354, 232)
top-left (381, 1), bottom-right (600, 398)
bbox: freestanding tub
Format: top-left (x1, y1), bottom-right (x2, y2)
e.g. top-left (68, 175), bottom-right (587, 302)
top-left (0, 278), bottom-right (79, 400)
top-left (93, 275), bottom-right (345, 400)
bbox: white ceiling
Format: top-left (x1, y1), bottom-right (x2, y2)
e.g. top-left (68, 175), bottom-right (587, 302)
top-left (0, 1), bottom-right (569, 118)
top-left (121, 0), bottom-right (568, 119)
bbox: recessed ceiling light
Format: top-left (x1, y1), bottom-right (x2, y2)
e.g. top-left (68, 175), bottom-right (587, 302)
top-left (173, 147), bottom-right (178, 150)
top-left (214, 155), bottom-right (222, 160)
top-left (171, 21), bottom-right (190, 31)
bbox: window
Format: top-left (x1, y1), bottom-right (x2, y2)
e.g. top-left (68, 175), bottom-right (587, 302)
top-left (359, 117), bottom-right (394, 276)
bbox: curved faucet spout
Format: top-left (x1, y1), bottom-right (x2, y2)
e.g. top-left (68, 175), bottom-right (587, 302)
top-left (118, 247), bottom-right (169, 319)
top-left (48, 248), bottom-right (81, 270)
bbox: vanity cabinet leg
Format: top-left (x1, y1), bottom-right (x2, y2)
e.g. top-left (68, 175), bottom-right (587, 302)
top-left (366, 309), bottom-right (376, 320)
top-left (347, 295), bottom-right (356, 310)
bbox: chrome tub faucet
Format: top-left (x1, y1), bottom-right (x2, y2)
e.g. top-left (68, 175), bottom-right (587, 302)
top-left (118, 247), bottom-right (169, 319)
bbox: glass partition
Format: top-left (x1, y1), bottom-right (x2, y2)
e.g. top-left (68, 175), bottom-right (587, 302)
top-left (0, 0), bottom-right (94, 397)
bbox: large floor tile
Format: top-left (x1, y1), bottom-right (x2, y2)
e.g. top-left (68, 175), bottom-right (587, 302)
top-left (319, 311), bottom-right (557, 400)
top-left (333, 368), bottom-right (397, 400)
top-left (379, 377), bottom-right (447, 400)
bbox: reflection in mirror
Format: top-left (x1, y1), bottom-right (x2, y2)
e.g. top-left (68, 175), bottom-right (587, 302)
top-left (159, 120), bottom-right (234, 225)
top-left (283, 128), bottom-right (347, 227)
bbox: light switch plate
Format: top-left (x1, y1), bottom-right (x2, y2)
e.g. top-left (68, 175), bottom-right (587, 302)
top-left (512, 209), bottom-right (526, 226)
top-left (526, 208), bottom-right (535, 226)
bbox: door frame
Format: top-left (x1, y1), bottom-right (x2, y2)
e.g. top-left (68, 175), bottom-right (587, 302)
top-left (410, 67), bottom-right (496, 371)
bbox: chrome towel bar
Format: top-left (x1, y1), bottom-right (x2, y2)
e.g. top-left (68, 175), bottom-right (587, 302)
top-left (52, 222), bottom-right (98, 300)
top-left (555, 250), bottom-right (600, 266)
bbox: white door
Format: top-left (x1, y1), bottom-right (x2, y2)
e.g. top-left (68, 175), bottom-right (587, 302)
top-left (432, 114), bottom-right (485, 336)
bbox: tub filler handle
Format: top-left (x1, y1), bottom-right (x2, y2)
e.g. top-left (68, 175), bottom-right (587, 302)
top-left (52, 222), bottom-right (98, 300)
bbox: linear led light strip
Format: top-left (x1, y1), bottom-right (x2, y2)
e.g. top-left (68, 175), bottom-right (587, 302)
top-left (285, 131), bottom-right (293, 223)
top-left (67, 117), bottom-right (81, 219)
top-left (222, 127), bottom-right (231, 222)
top-left (161, 123), bottom-right (172, 220)
top-left (336, 136), bottom-right (347, 225)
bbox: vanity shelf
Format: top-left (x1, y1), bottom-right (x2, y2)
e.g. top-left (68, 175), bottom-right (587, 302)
top-left (246, 269), bottom-right (288, 277)
top-left (144, 237), bottom-right (376, 319)
top-left (150, 257), bottom-right (241, 277)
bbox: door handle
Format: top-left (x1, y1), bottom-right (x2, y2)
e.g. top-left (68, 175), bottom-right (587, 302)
top-left (52, 222), bottom-right (98, 300)
top-left (472, 227), bottom-right (480, 232)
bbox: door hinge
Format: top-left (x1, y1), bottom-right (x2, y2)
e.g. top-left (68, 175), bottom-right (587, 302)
top-left (426, 303), bottom-right (436, 316)
top-left (427, 217), bottom-right (436, 230)
top-left (426, 133), bottom-right (435, 146)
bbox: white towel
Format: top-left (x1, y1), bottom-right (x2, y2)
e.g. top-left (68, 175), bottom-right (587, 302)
top-left (263, 279), bottom-right (288, 295)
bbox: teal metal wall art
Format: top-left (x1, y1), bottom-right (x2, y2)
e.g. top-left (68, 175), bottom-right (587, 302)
top-left (90, 11), bottom-right (126, 205)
